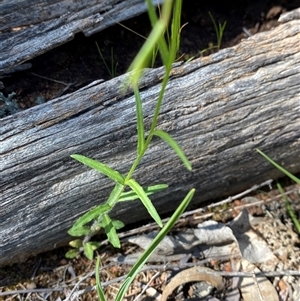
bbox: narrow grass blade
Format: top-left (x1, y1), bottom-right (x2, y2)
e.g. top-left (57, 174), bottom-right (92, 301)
top-left (119, 184), bottom-right (168, 202)
top-left (256, 149), bottom-right (300, 184)
top-left (115, 188), bottom-right (195, 301)
top-left (145, 0), bottom-right (170, 65)
top-left (102, 213), bottom-right (121, 248)
top-left (71, 154), bottom-right (125, 184)
top-left (154, 130), bottom-right (192, 171)
top-left (96, 256), bottom-right (107, 301)
top-left (126, 179), bottom-right (163, 227)
top-left (134, 86), bottom-right (145, 155)
top-left (277, 183), bottom-right (300, 235)
top-left (168, 0), bottom-right (182, 68)
top-left (127, 20), bottom-right (167, 86)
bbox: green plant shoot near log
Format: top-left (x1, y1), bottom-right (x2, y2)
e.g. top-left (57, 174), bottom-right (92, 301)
top-left (66, 0), bottom-right (193, 270)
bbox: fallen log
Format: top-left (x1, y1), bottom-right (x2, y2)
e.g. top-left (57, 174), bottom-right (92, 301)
top-left (0, 0), bottom-right (163, 75)
top-left (1, 16), bottom-right (300, 267)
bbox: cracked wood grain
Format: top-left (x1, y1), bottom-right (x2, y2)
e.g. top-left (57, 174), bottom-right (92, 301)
top-left (0, 0), bottom-right (164, 74)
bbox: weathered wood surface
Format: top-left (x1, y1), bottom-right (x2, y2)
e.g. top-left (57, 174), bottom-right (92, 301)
top-left (1, 18), bottom-right (300, 267)
top-left (0, 0), bottom-right (163, 75)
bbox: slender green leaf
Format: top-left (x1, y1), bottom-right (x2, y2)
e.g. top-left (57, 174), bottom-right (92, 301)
top-left (65, 249), bottom-right (79, 259)
top-left (69, 239), bottom-right (83, 248)
top-left (102, 213), bottom-right (121, 248)
top-left (277, 183), bottom-right (300, 235)
top-left (134, 86), bottom-right (145, 155)
top-left (115, 188), bottom-right (195, 301)
top-left (256, 149), bottom-right (300, 184)
top-left (112, 219), bottom-right (125, 230)
top-left (90, 241), bottom-right (101, 250)
top-left (115, 278), bottom-right (132, 301)
top-left (68, 203), bottom-right (111, 236)
top-left (106, 182), bottom-right (125, 207)
top-left (68, 179), bottom-right (124, 237)
top-left (119, 184), bottom-right (168, 202)
top-left (127, 0), bottom-right (173, 86)
top-left (83, 242), bottom-right (94, 260)
top-left (68, 225), bottom-right (91, 237)
top-left (71, 154), bottom-right (124, 184)
top-left (127, 20), bottom-right (166, 86)
top-left (153, 130), bottom-right (192, 171)
top-left (96, 256), bottom-right (107, 301)
top-left (126, 179), bottom-right (163, 227)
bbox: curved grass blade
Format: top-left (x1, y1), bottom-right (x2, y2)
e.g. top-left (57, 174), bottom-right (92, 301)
top-left (153, 130), bottom-right (192, 171)
top-left (71, 154), bottom-right (124, 184)
top-left (119, 184), bottom-right (168, 202)
top-left (126, 179), bottom-right (163, 227)
top-left (115, 188), bottom-right (195, 301)
top-left (96, 256), bottom-right (107, 301)
top-left (256, 149), bottom-right (300, 184)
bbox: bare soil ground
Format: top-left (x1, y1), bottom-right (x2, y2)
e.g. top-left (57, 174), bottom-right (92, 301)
top-left (0, 0), bottom-right (300, 300)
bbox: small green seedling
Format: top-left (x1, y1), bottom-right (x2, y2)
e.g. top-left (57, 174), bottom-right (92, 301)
top-left (256, 149), bottom-right (300, 234)
top-left (95, 42), bottom-right (118, 78)
top-left (196, 12), bottom-right (227, 58)
top-left (209, 11), bottom-right (226, 51)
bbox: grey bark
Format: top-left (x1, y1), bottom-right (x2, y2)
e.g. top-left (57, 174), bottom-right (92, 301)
top-left (1, 17), bottom-right (300, 267)
top-left (0, 0), bottom-right (163, 75)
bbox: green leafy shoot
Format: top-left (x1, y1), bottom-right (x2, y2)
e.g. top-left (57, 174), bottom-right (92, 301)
top-left (68, 0), bottom-right (193, 268)
top-left (71, 154), bottom-right (125, 184)
top-left (256, 149), bottom-right (300, 184)
top-left (114, 188), bottom-right (195, 301)
top-left (277, 182), bottom-right (300, 235)
top-left (153, 130), bottom-right (192, 171)
top-left (119, 184), bottom-right (168, 202)
top-left (126, 179), bottom-right (163, 227)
